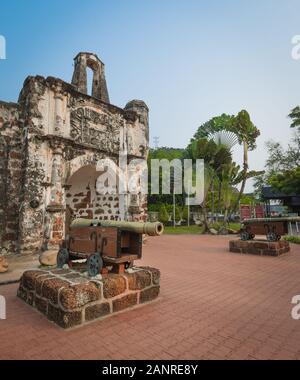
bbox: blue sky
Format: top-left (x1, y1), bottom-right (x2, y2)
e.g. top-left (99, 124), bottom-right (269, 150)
top-left (1, 0), bottom-right (300, 191)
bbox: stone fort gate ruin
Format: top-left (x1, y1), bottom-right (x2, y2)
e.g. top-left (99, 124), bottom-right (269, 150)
top-left (0, 52), bottom-right (149, 255)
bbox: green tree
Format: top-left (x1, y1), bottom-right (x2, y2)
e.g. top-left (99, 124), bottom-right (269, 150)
top-left (220, 162), bottom-right (240, 224)
top-left (288, 106), bottom-right (300, 129)
top-left (191, 111), bottom-right (260, 215)
top-left (253, 129), bottom-right (300, 197)
top-left (268, 167), bottom-right (300, 194)
top-left (187, 138), bottom-right (233, 230)
top-left (147, 147), bottom-right (185, 208)
top-left (229, 110), bottom-right (260, 212)
top-left (174, 205), bottom-right (181, 222)
top-left (158, 204), bottom-right (169, 225)
top-left (182, 205), bottom-right (189, 221)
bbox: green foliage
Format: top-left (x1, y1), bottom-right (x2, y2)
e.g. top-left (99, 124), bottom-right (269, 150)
top-left (192, 111), bottom-right (260, 152)
top-left (187, 138), bottom-right (232, 173)
top-left (158, 204), bottom-right (169, 224)
top-left (230, 110), bottom-right (260, 150)
top-left (288, 106), bottom-right (300, 129)
top-left (253, 129), bottom-right (300, 197)
top-left (148, 203), bottom-right (161, 212)
top-left (182, 206), bottom-right (189, 221)
top-left (148, 110), bottom-right (261, 221)
top-left (268, 167), bottom-right (300, 194)
top-left (284, 235), bottom-right (300, 244)
top-left (240, 193), bottom-right (256, 205)
top-left (209, 221), bottom-right (222, 231)
top-left (149, 147), bottom-right (185, 160)
top-left (164, 225), bottom-right (205, 234)
top-left (193, 114), bottom-right (235, 139)
top-left (147, 147), bottom-right (186, 208)
top-left (175, 205), bottom-right (181, 222)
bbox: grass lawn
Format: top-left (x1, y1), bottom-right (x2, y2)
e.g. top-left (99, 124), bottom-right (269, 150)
top-left (164, 223), bottom-right (241, 235)
top-left (164, 225), bottom-right (205, 234)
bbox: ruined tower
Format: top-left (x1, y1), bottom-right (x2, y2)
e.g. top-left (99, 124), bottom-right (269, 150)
top-left (71, 52), bottom-right (110, 103)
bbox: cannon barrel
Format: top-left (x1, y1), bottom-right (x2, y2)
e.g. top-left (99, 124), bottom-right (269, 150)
top-left (70, 218), bottom-right (164, 236)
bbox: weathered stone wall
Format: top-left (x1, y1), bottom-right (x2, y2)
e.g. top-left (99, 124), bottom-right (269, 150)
top-left (0, 53), bottom-right (149, 255)
top-left (0, 101), bottom-right (24, 255)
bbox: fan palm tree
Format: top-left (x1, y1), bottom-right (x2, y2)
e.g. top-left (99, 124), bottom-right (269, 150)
top-left (188, 138), bottom-right (233, 230)
top-left (193, 111), bottom-right (260, 215)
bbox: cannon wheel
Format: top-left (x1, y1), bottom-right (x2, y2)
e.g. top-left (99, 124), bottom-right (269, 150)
top-left (240, 231), bottom-right (250, 241)
top-left (57, 248), bottom-right (69, 268)
top-left (87, 253), bottom-right (103, 277)
top-left (266, 232), bottom-right (277, 242)
top-left (125, 261), bottom-right (133, 270)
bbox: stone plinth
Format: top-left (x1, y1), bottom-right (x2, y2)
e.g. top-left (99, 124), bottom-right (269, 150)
top-left (17, 266), bottom-right (160, 329)
top-left (229, 239), bottom-right (290, 256)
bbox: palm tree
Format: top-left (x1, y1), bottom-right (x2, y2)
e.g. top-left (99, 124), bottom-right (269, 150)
top-left (220, 162), bottom-right (240, 224)
top-left (188, 138), bottom-right (232, 230)
top-left (192, 111), bottom-right (260, 216)
top-left (229, 110), bottom-right (260, 213)
top-left (288, 106), bottom-right (300, 128)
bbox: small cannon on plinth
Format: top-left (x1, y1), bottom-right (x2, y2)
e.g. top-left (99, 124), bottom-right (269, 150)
top-left (240, 217), bottom-right (300, 242)
top-left (57, 219), bottom-right (164, 276)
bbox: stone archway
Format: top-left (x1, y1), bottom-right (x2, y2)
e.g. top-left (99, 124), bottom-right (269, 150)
top-left (64, 163), bottom-right (121, 233)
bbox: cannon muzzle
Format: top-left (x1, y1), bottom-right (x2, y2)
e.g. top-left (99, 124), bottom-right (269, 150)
top-left (70, 218), bottom-right (164, 236)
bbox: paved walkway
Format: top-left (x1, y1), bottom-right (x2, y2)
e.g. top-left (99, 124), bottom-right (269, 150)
top-left (1, 235), bottom-right (300, 360)
top-left (0, 254), bottom-right (40, 284)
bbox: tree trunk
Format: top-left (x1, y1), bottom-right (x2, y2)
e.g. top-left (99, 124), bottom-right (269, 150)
top-left (217, 180), bottom-right (221, 222)
top-left (223, 208), bottom-right (229, 225)
top-left (201, 177), bottom-right (214, 232)
top-left (231, 140), bottom-right (248, 214)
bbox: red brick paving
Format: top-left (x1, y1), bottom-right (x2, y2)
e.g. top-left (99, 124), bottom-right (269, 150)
top-left (1, 235), bottom-right (300, 359)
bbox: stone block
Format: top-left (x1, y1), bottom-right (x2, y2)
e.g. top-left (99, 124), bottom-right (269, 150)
top-left (85, 303), bottom-right (110, 321)
top-left (125, 271), bottom-right (151, 290)
top-left (102, 275), bottom-right (126, 298)
top-left (17, 266), bottom-right (160, 329)
top-left (17, 286), bottom-right (28, 302)
top-left (41, 278), bottom-right (70, 305)
top-left (48, 304), bottom-right (82, 329)
top-left (230, 239), bottom-right (290, 257)
top-left (113, 293), bottom-right (138, 312)
top-left (35, 275), bottom-right (56, 295)
top-left (35, 296), bottom-right (48, 314)
top-left (140, 267), bottom-right (161, 285)
top-left (60, 283), bottom-right (101, 309)
top-left (22, 270), bottom-right (48, 290)
top-left (140, 286), bottom-right (160, 303)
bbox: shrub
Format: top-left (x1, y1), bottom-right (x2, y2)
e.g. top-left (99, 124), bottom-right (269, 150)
top-left (174, 205), bottom-right (182, 222)
top-left (182, 206), bottom-right (189, 221)
top-left (159, 204), bottom-right (169, 224)
top-left (209, 221), bottom-right (222, 231)
top-left (284, 235), bottom-right (300, 244)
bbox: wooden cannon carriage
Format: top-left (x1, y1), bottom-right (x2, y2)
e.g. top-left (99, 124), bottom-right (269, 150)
top-left (240, 217), bottom-right (300, 242)
top-left (57, 219), bottom-right (164, 276)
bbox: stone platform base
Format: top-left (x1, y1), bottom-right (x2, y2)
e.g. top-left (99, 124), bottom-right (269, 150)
top-left (17, 266), bottom-right (160, 329)
top-left (229, 239), bottom-right (290, 256)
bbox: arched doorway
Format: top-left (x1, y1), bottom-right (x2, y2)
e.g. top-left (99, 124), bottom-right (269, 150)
top-left (64, 164), bottom-right (121, 233)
